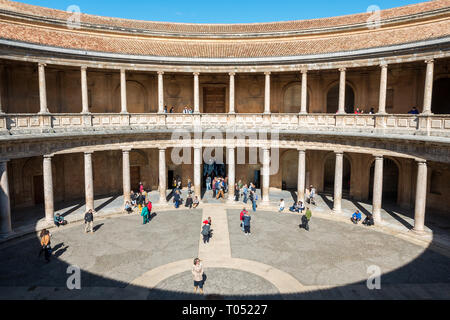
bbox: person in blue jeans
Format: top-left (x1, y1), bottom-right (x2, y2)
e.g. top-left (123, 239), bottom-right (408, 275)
top-left (250, 191), bottom-right (257, 212)
top-left (243, 211), bottom-right (252, 235)
top-left (174, 190), bottom-right (181, 209)
top-left (243, 185), bottom-right (248, 204)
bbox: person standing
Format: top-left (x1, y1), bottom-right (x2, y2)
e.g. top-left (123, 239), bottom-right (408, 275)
top-left (240, 208), bottom-right (247, 232)
top-left (187, 179), bottom-right (192, 194)
top-left (212, 178), bottom-right (217, 198)
top-left (192, 258), bottom-right (204, 294)
top-left (201, 221), bottom-right (211, 244)
top-left (234, 183), bottom-right (240, 201)
top-left (206, 175), bottom-right (211, 191)
top-left (301, 207), bottom-right (312, 231)
top-left (243, 184), bottom-right (248, 204)
top-left (185, 194), bottom-right (193, 209)
top-left (250, 191), bottom-right (257, 212)
top-left (141, 203), bottom-right (150, 225)
top-left (174, 190), bottom-right (181, 209)
top-left (139, 182), bottom-right (144, 194)
top-left (216, 181), bottom-right (224, 199)
top-left (243, 211), bottom-right (252, 235)
top-left (279, 199), bottom-right (285, 213)
top-left (84, 209), bottom-right (94, 233)
top-left (39, 229), bottom-right (52, 263)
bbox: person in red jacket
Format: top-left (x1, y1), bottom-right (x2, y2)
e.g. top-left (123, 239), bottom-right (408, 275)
top-left (147, 201), bottom-right (153, 221)
top-left (240, 208), bottom-right (248, 232)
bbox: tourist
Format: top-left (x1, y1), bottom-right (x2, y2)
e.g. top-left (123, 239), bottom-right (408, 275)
top-left (238, 180), bottom-right (243, 190)
top-left (206, 175), bottom-right (211, 191)
top-left (124, 201), bottom-right (133, 214)
top-left (139, 182), bottom-right (144, 194)
top-left (174, 190), bottom-right (181, 209)
top-left (130, 191), bottom-right (137, 208)
top-left (243, 210), bottom-right (252, 235)
top-left (369, 107), bottom-right (375, 114)
top-left (137, 192), bottom-right (145, 213)
top-left (39, 229), bottom-right (52, 263)
top-left (192, 258), bottom-right (204, 294)
top-left (224, 177), bottom-right (228, 193)
top-left (185, 194), bottom-right (193, 209)
top-left (141, 203), bottom-right (150, 225)
top-left (363, 213), bottom-right (375, 226)
top-left (187, 179), bottom-right (192, 194)
top-left (300, 207), bottom-right (312, 231)
top-left (84, 209), bottom-right (94, 233)
top-left (299, 201), bottom-right (305, 214)
top-left (216, 180), bottom-right (225, 199)
top-left (170, 106), bottom-right (174, 113)
top-left (250, 183), bottom-right (256, 193)
top-left (355, 108), bottom-right (361, 114)
top-left (201, 221), bottom-right (211, 244)
top-left (147, 201), bottom-right (153, 221)
top-left (193, 196), bottom-right (200, 209)
top-left (242, 184), bottom-right (249, 204)
top-left (309, 185), bottom-right (316, 205)
top-left (279, 199), bottom-right (285, 212)
top-left (351, 210), bottom-right (362, 224)
top-left (240, 208), bottom-right (247, 232)
top-left (212, 177), bottom-right (217, 197)
top-left (408, 106), bottom-right (419, 114)
top-left (54, 213), bottom-right (67, 227)
top-left (163, 105), bottom-right (168, 113)
top-left (250, 191), bottom-right (257, 212)
top-left (234, 183), bottom-right (240, 201)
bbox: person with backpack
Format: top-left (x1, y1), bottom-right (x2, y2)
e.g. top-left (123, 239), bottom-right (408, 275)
top-left (300, 207), bottom-right (312, 231)
top-left (243, 210), bottom-right (252, 235)
top-left (141, 203), bottom-right (150, 225)
top-left (201, 221), bottom-right (211, 244)
top-left (84, 209), bottom-right (94, 233)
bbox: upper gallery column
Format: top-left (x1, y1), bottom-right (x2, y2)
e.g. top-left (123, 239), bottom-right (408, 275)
top-left (158, 71), bottom-right (164, 113)
top-left (194, 146), bottom-right (202, 197)
top-left (333, 152), bottom-right (344, 213)
top-left (159, 148), bottom-right (167, 204)
top-left (43, 155), bottom-right (54, 223)
top-left (372, 156), bottom-right (384, 223)
top-left (297, 149), bottom-right (306, 203)
top-left (194, 72), bottom-right (200, 114)
top-left (0, 64), bottom-right (4, 114)
top-left (229, 72), bottom-right (235, 114)
top-left (264, 72), bottom-right (271, 114)
top-left (413, 160), bottom-right (428, 233)
top-left (300, 69), bottom-right (308, 114)
top-left (422, 59), bottom-right (434, 115)
top-left (227, 146), bottom-right (236, 202)
top-left (81, 66), bottom-right (89, 114)
top-left (378, 63), bottom-right (388, 114)
top-left (120, 68), bottom-right (128, 114)
top-left (0, 160), bottom-right (12, 236)
top-left (122, 149), bottom-right (131, 204)
top-left (337, 68), bottom-right (346, 114)
top-left (262, 147), bottom-right (270, 203)
top-left (84, 151), bottom-right (94, 211)
top-left (38, 62), bottom-right (49, 114)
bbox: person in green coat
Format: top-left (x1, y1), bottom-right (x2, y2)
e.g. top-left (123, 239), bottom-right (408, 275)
top-left (141, 204), bottom-right (150, 225)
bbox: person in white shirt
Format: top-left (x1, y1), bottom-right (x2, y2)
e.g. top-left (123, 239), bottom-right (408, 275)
top-left (279, 199), bottom-right (285, 212)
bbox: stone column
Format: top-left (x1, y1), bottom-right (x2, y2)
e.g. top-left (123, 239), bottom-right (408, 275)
top-left (43, 155), bottom-right (54, 223)
top-left (297, 149), bottom-right (306, 202)
top-left (378, 64), bottom-right (388, 114)
top-left (338, 68), bottom-right (346, 114)
top-left (262, 147), bottom-right (270, 203)
top-left (0, 160), bottom-right (12, 236)
top-left (264, 72), bottom-right (271, 114)
top-left (333, 152), bottom-right (344, 213)
top-left (122, 149), bottom-right (131, 204)
top-left (422, 59), bottom-right (434, 115)
top-left (38, 63), bottom-right (48, 114)
top-left (158, 71), bottom-right (164, 113)
top-left (81, 66), bottom-right (89, 114)
top-left (0, 64), bottom-right (4, 114)
top-left (229, 72), bottom-right (235, 114)
top-left (413, 160), bottom-right (428, 233)
top-left (84, 152), bottom-right (94, 211)
top-left (159, 148), bottom-right (167, 204)
top-left (194, 147), bottom-right (202, 197)
top-left (372, 156), bottom-right (384, 223)
top-left (300, 70), bottom-right (308, 114)
top-left (194, 72), bottom-right (200, 114)
top-left (120, 69), bottom-right (128, 114)
top-left (227, 147), bottom-right (236, 201)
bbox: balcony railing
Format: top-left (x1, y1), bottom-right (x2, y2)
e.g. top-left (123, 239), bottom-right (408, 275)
top-left (1, 113), bottom-right (450, 138)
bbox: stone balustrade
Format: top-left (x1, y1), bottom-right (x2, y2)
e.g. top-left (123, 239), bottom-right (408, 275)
top-left (1, 113), bottom-right (450, 138)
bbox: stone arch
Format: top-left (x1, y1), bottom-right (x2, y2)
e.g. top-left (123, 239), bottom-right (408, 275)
top-left (129, 150), bottom-right (149, 191)
top-left (281, 81), bottom-right (311, 113)
top-left (368, 157), bottom-right (401, 204)
top-left (323, 152), bottom-right (352, 194)
top-left (114, 80), bottom-right (148, 113)
top-left (22, 156), bottom-right (56, 206)
top-left (431, 76), bottom-right (450, 114)
top-left (326, 81), bottom-right (356, 114)
top-left (280, 149), bottom-right (312, 190)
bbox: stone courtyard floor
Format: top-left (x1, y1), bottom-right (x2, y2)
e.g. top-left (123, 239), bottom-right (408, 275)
top-left (0, 195), bottom-right (449, 300)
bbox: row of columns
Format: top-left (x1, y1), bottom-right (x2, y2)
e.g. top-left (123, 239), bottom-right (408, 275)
top-left (0, 148), bottom-right (431, 237)
top-left (4, 59), bottom-right (434, 116)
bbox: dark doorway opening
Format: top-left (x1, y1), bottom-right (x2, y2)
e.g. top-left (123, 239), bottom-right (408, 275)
top-left (326, 84), bottom-right (355, 114)
top-left (369, 158), bottom-right (399, 204)
top-left (203, 87), bottom-right (226, 113)
top-left (432, 78), bottom-right (450, 114)
top-left (33, 175), bottom-right (44, 205)
top-left (130, 166), bottom-right (141, 192)
top-left (323, 156), bottom-right (351, 195)
top-left (168, 170), bottom-right (175, 189)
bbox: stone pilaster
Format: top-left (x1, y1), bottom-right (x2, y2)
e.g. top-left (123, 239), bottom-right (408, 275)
top-left (43, 155), bottom-right (54, 223)
top-left (413, 160), bottom-right (428, 233)
top-left (0, 160), bottom-right (12, 236)
top-left (158, 71), bottom-right (164, 113)
top-left (372, 156), bottom-right (384, 223)
top-left (333, 152), bottom-right (344, 213)
top-left (81, 66), bottom-right (89, 114)
top-left (422, 59), bottom-right (434, 115)
top-left (264, 72), bottom-right (271, 114)
top-left (84, 152), bottom-right (94, 211)
top-left (378, 64), bottom-right (388, 114)
top-left (194, 146), bottom-right (202, 198)
top-left (0, 64), bottom-right (4, 114)
top-left (297, 149), bottom-right (306, 202)
top-left (262, 147), bottom-right (270, 203)
top-left (300, 69), bottom-right (308, 114)
top-left (120, 69), bottom-right (128, 114)
top-left (38, 63), bottom-right (49, 114)
top-left (159, 148), bottom-right (167, 204)
top-left (122, 149), bottom-right (131, 204)
top-left (338, 68), bottom-right (346, 114)
top-left (229, 72), bottom-right (235, 114)
top-left (227, 146), bottom-right (235, 202)
top-left (194, 72), bottom-right (200, 114)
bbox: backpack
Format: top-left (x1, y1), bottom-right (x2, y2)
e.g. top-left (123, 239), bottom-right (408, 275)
top-left (201, 225), bottom-right (210, 236)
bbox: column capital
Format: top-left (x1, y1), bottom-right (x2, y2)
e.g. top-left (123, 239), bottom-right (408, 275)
top-left (264, 71), bottom-right (271, 76)
top-left (120, 68), bottom-right (126, 74)
top-left (121, 148), bottom-right (132, 153)
top-left (334, 151), bottom-right (344, 156)
top-left (380, 63), bottom-right (388, 69)
top-left (193, 145), bottom-right (203, 150)
top-left (193, 72), bottom-right (200, 76)
top-left (297, 148), bottom-right (306, 153)
top-left (300, 69), bottom-right (308, 74)
top-left (373, 154), bottom-right (384, 160)
top-left (157, 71), bottom-right (165, 75)
top-left (416, 159), bottom-right (427, 165)
top-left (339, 67), bottom-right (347, 72)
top-left (43, 154), bottom-right (54, 159)
top-left (425, 59), bottom-right (434, 64)
top-left (81, 65), bottom-right (88, 71)
top-left (229, 72), bottom-right (236, 76)
top-left (38, 62), bottom-right (47, 68)
top-left (158, 147), bottom-right (167, 151)
top-left (84, 151), bottom-right (94, 155)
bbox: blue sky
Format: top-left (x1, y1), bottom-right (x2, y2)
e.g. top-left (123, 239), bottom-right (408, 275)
top-left (16, 0), bottom-right (426, 23)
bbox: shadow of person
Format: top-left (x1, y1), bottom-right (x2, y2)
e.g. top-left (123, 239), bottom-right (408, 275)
top-left (149, 213), bottom-right (157, 221)
top-left (52, 242), bottom-right (65, 252)
top-left (54, 245), bottom-right (69, 258)
top-left (202, 273), bottom-right (207, 286)
top-left (93, 223), bottom-right (104, 232)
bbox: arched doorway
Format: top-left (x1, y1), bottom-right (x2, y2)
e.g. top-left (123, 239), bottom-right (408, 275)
top-left (281, 150), bottom-right (298, 190)
top-left (368, 158), bottom-right (399, 204)
top-left (323, 154), bottom-right (351, 195)
top-left (432, 78), bottom-right (450, 114)
top-left (282, 82), bottom-right (309, 113)
top-left (326, 83), bottom-right (355, 114)
top-left (114, 80), bottom-right (148, 113)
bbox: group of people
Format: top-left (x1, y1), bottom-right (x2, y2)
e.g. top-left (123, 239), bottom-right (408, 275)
top-left (353, 107), bottom-right (376, 114)
top-left (351, 210), bottom-right (374, 226)
top-left (171, 177), bottom-right (200, 209)
top-left (163, 105), bottom-right (194, 114)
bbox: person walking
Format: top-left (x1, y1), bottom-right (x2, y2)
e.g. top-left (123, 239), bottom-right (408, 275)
top-left (39, 229), bottom-right (52, 263)
top-left (301, 207), bottom-right (312, 231)
top-left (201, 221), bottom-right (211, 244)
top-left (243, 184), bottom-right (248, 204)
top-left (84, 209), bottom-right (94, 233)
top-left (234, 183), bottom-right (240, 201)
top-left (141, 203), bottom-right (150, 224)
top-left (216, 180), bottom-right (224, 199)
top-left (240, 208), bottom-right (247, 232)
top-left (309, 186), bottom-right (316, 205)
top-left (243, 210), bottom-right (252, 235)
top-left (174, 190), bottom-right (181, 209)
top-left (192, 258), bottom-right (204, 294)
top-left (250, 191), bottom-right (257, 212)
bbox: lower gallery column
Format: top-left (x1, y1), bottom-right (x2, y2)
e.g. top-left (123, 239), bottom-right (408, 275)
top-left (43, 155), bottom-right (54, 223)
top-left (159, 148), bottom-right (167, 204)
top-left (262, 147), bottom-right (270, 203)
top-left (333, 151), bottom-right (344, 213)
top-left (227, 147), bottom-right (235, 201)
top-left (413, 160), bottom-right (428, 233)
top-left (194, 146), bottom-right (202, 198)
top-left (297, 149), bottom-right (306, 203)
top-left (372, 156), bottom-right (384, 223)
top-left (0, 160), bottom-right (12, 236)
top-left (84, 152), bottom-right (94, 211)
top-left (122, 149), bottom-right (131, 204)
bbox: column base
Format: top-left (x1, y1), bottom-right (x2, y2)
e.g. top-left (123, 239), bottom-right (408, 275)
top-left (410, 228), bottom-right (427, 236)
top-left (332, 208), bottom-right (341, 214)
